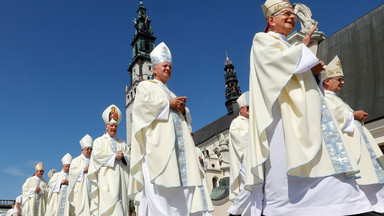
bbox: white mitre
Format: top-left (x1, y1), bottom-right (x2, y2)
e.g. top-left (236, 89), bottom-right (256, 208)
top-left (262, 0), bottom-right (292, 20)
top-left (321, 55), bottom-right (344, 80)
top-left (61, 153), bottom-right (72, 165)
top-left (237, 91), bottom-right (249, 108)
top-left (150, 42), bottom-right (172, 67)
top-left (35, 162), bottom-right (44, 171)
top-left (102, 104), bottom-right (122, 125)
top-left (80, 134), bottom-right (93, 149)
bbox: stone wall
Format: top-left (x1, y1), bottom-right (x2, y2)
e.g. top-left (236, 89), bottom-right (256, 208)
top-left (317, 4), bottom-right (384, 121)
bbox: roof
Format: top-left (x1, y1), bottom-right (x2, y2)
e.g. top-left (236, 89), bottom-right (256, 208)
top-left (193, 114), bottom-right (237, 145)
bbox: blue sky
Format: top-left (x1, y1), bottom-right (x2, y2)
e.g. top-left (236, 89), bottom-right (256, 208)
top-left (0, 0), bottom-right (383, 199)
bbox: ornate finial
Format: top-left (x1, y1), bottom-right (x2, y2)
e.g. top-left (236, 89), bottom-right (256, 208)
top-left (225, 48), bottom-right (232, 65)
top-left (140, 0), bottom-right (143, 7)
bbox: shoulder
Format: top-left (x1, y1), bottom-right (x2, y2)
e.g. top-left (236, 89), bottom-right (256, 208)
top-left (71, 155), bottom-right (82, 163)
top-left (93, 136), bottom-right (105, 144)
top-left (324, 92), bottom-right (337, 101)
top-left (138, 80), bottom-right (157, 88)
top-left (230, 116), bottom-right (248, 128)
top-left (230, 116), bottom-right (241, 128)
top-left (253, 32), bottom-right (283, 48)
top-left (254, 32), bottom-right (276, 40)
top-left (51, 172), bottom-right (61, 180)
top-left (24, 177), bottom-right (33, 183)
top-left (231, 116), bottom-right (243, 124)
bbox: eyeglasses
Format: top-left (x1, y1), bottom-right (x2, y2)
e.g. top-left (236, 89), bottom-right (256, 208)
top-left (274, 10), bottom-right (296, 18)
top-left (83, 147), bottom-right (93, 151)
top-left (330, 77), bottom-right (345, 82)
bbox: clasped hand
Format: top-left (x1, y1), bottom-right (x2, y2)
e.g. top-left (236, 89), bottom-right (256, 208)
top-left (169, 96), bottom-right (187, 114)
top-left (115, 151), bottom-right (124, 160)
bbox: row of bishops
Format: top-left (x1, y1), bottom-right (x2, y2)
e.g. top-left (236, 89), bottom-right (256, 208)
top-left (19, 41), bottom-right (215, 216)
top-left (19, 103), bottom-right (134, 216)
top-left (17, 0), bottom-right (384, 215)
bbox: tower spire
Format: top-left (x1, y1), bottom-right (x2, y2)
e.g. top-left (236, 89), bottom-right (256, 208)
top-left (224, 50), bottom-right (242, 116)
top-left (126, 0), bottom-right (156, 146)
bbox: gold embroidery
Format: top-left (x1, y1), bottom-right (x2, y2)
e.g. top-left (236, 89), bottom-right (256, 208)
top-left (272, 2), bottom-right (290, 13)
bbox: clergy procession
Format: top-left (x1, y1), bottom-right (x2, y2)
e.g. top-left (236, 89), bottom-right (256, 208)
top-left (10, 0), bottom-right (384, 215)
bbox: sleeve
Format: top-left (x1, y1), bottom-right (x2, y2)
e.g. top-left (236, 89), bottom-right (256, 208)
top-left (324, 95), bottom-right (353, 133)
top-left (22, 178), bottom-right (35, 199)
top-left (156, 100), bottom-right (170, 121)
top-left (52, 182), bottom-right (61, 193)
top-left (229, 120), bottom-right (248, 159)
top-left (294, 44), bottom-right (318, 74)
top-left (342, 111), bottom-right (355, 134)
top-left (102, 154), bottom-right (116, 167)
top-left (49, 173), bottom-right (61, 193)
top-left (132, 82), bottom-right (169, 145)
top-left (77, 170), bottom-right (84, 181)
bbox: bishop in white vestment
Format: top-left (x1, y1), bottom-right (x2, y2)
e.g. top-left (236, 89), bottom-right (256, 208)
top-left (46, 153), bottom-right (73, 216)
top-left (322, 55), bottom-right (384, 213)
top-left (129, 42), bottom-right (208, 216)
top-left (21, 162), bottom-right (49, 216)
top-left (228, 92), bottom-right (257, 216)
top-left (245, 1), bottom-right (373, 215)
top-left (67, 134), bottom-right (93, 216)
top-left (88, 105), bottom-right (131, 216)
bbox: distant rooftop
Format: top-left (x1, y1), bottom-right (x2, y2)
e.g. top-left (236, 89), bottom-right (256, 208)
top-left (193, 114), bottom-right (237, 145)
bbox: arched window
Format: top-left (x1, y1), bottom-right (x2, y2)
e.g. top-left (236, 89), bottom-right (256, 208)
top-left (212, 177), bottom-right (219, 188)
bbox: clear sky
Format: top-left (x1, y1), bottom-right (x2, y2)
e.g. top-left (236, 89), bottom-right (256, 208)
top-left (0, 0), bottom-right (383, 200)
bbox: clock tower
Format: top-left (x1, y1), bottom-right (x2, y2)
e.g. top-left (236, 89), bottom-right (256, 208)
top-left (224, 52), bottom-right (242, 116)
top-left (126, 0), bottom-right (156, 145)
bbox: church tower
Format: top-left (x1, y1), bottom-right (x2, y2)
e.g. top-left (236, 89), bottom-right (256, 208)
top-left (126, 0), bottom-right (156, 145)
top-left (224, 52), bottom-right (242, 116)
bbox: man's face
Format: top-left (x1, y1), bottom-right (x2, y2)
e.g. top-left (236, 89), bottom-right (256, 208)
top-left (153, 62), bottom-right (172, 84)
top-left (35, 170), bottom-right (44, 177)
top-left (63, 164), bottom-right (70, 173)
top-left (82, 147), bottom-right (92, 158)
top-left (240, 105), bottom-right (249, 119)
top-left (269, 8), bottom-right (296, 36)
top-left (324, 76), bottom-right (345, 93)
top-left (106, 123), bottom-right (118, 138)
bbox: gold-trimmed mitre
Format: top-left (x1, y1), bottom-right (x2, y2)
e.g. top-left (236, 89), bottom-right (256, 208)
top-left (35, 162), bottom-right (44, 171)
top-left (261, 0), bottom-right (292, 20)
top-left (321, 55), bottom-right (344, 80)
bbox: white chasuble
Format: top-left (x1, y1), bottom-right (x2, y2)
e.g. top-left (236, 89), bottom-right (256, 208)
top-left (129, 80), bottom-right (207, 215)
top-left (88, 134), bottom-right (130, 216)
top-left (325, 90), bottom-right (384, 212)
top-left (229, 116), bottom-right (250, 201)
top-left (46, 171), bottom-right (71, 216)
top-left (67, 154), bottom-right (91, 216)
top-left (245, 32), bottom-right (371, 215)
top-left (21, 176), bottom-right (49, 216)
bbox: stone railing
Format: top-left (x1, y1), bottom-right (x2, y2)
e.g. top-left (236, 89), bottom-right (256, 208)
top-left (0, 199), bottom-right (15, 208)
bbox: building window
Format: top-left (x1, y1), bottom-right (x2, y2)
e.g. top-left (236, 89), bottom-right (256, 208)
top-left (212, 177), bottom-right (218, 188)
